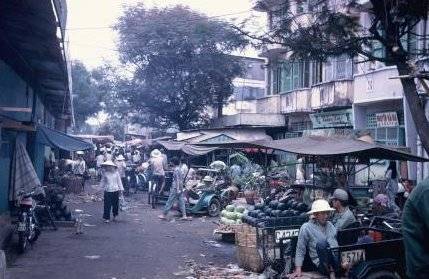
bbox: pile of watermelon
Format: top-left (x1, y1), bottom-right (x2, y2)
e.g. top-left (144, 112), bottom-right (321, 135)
top-left (220, 204), bottom-right (246, 225)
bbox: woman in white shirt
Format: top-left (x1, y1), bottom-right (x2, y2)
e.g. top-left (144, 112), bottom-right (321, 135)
top-left (100, 161), bottom-right (124, 223)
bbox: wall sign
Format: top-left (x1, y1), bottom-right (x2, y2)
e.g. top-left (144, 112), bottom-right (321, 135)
top-left (310, 109), bottom-right (353, 129)
top-left (376, 112), bottom-right (398, 127)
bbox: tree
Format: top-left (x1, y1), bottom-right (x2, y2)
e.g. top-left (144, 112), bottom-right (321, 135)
top-left (115, 5), bottom-right (248, 130)
top-left (71, 61), bottom-right (103, 130)
top-left (247, 0), bottom-right (429, 153)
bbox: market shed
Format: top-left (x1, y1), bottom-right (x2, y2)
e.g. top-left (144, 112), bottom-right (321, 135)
top-left (156, 141), bottom-right (218, 156)
top-left (198, 136), bottom-right (429, 162)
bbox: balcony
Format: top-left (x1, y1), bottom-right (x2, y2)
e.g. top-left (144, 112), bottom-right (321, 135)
top-left (210, 113), bottom-right (285, 128)
top-left (354, 66), bottom-right (403, 104)
top-left (256, 95), bottom-right (281, 114)
top-left (311, 80), bottom-right (353, 109)
top-left (280, 88), bottom-right (312, 114)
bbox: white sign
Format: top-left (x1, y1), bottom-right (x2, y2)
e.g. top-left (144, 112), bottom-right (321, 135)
top-left (275, 229), bottom-right (300, 243)
top-left (341, 249), bottom-right (366, 266)
top-left (376, 112), bottom-right (399, 127)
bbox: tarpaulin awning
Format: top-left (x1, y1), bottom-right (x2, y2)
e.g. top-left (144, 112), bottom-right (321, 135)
top-left (156, 141), bottom-right (217, 156)
top-left (197, 136), bottom-right (429, 162)
top-left (37, 125), bottom-right (93, 152)
top-left (9, 143), bottom-right (41, 201)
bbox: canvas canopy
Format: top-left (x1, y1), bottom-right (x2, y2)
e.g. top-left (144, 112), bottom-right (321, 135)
top-left (37, 126), bottom-right (93, 152)
top-left (156, 141), bottom-right (217, 156)
top-left (197, 136), bottom-right (429, 162)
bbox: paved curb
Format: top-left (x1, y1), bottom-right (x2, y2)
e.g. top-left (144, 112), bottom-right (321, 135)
top-left (54, 221), bottom-right (75, 228)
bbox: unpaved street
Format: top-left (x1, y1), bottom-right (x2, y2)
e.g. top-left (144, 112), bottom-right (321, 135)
top-left (6, 187), bottom-right (236, 279)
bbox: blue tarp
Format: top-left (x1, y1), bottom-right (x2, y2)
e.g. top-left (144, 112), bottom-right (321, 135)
top-left (36, 125), bottom-right (93, 152)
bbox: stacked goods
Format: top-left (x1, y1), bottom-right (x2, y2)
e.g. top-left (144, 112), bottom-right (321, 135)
top-left (235, 223), bottom-right (264, 273)
top-left (44, 187), bottom-right (73, 221)
top-left (220, 204), bottom-right (246, 226)
top-left (241, 197), bottom-right (309, 228)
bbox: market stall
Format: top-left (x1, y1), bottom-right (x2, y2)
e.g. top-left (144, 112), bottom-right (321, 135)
top-left (199, 136), bottom-right (429, 275)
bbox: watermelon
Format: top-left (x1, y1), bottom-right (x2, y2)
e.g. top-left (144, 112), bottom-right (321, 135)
top-left (225, 205), bottom-right (235, 212)
top-left (235, 206), bottom-right (246, 213)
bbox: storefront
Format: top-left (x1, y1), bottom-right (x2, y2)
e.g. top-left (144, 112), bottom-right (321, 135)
top-left (304, 108), bottom-right (353, 136)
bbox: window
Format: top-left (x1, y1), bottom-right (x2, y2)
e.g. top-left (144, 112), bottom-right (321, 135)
top-left (401, 25), bottom-right (418, 55)
top-left (280, 63), bottom-right (293, 92)
top-left (303, 61), bottom-right (310, 87)
top-left (293, 62), bottom-right (301, 89)
top-left (312, 61), bottom-right (323, 85)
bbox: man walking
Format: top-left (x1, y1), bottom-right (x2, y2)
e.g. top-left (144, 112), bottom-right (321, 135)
top-left (158, 157), bottom-right (189, 220)
top-left (403, 177), bottom-right (429, 278)
top-left (100, 161), bottom-right (124, 223)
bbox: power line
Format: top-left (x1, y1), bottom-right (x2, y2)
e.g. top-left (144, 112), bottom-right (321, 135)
top-left (66, 9), bottom-right (255, 31)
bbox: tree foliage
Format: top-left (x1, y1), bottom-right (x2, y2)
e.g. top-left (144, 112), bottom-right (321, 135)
top-left (71, 61), bottom-right (103, 130)
top-left (115, 5), bottom-right (248, 130)
top-left (247, 0), bottom-right (429, 153)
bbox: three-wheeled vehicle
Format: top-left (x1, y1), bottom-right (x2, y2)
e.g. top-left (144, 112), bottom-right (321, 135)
top-left (185, 168), bottom-right (231, 217)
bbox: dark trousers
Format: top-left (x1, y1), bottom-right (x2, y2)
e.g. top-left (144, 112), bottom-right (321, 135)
top-left (103, 191), bottom-right (119, 220)
top-left (121, 177), bottom-right (129, 195)
top-left (316, 240), bottom-right (339, 276)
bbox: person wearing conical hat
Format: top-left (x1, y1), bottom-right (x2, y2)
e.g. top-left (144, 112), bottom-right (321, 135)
top-left (290, 199), bottom-right (338, 279)
top-left (115, 154), bottom-right (128, 196)
top-left (100, 160), bottom-right (124, 223)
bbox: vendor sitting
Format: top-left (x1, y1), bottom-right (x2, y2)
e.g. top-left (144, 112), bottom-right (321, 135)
top-left (372, 193), bottom-right (399, 219)
top-left (289, 199), bottom-right (338, 279)
top-left (330, 188), bottom-right (356, 230)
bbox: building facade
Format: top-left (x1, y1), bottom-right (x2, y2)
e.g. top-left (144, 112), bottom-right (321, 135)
top-left (0, 0), bottom-right (72, 217)
top-left (252, 0), bottom-right (429, 181)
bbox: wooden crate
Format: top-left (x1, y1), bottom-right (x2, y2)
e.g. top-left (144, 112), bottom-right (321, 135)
top-left (235, 224), bottom-right (264, 272)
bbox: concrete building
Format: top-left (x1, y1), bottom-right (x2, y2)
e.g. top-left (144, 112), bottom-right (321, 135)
top-left (251, 0), bottom-right (429, 181)
top-left (254, 1), bottom-right (354, 140)
top-left (0, 0), bottom-right (80, 245)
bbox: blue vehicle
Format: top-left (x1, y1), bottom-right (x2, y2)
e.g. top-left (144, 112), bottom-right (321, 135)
top-left (185, 168), bottom-right (231, 217)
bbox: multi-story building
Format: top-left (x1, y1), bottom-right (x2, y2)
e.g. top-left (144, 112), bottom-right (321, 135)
top-left (252, 0), bottom-right (429, 181)
top-left (254, 0), bottom-right (354, 140)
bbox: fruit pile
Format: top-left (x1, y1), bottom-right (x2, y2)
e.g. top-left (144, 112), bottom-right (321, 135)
top-left (242, 198), bottom-right (309, 228)
top-left (220, 204), bottom-right (246, 225)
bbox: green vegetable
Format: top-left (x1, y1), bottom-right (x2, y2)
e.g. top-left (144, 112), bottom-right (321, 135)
top-left (221, 210), bottom-right (228, 217)
top-left (224, 212), bottom-right (236, 220)
top-left (220, 217), bottom-right (229, 224)
top-left (225, 205), bottom-right (235, 212)
top-left (235, 213), bottom-right (243, 220)
top-left (235, 206), bottom-right (245, 213)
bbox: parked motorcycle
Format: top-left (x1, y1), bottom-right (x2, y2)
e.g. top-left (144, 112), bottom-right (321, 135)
top-left (16, 189), bottom-right (42, 253)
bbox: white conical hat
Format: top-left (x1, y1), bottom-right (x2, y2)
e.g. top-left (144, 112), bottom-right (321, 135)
top-left (101, 160), bottom-right (117, 168)
top-left (307, 199), bottom-right (335, 215)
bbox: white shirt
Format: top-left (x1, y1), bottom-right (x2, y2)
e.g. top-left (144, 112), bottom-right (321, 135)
top-left (105, 153), bottom-right (113, 161)
top-left (100, 171), bottom-right (124, 192)
top-left (96, 154), bottom-right (105, 167)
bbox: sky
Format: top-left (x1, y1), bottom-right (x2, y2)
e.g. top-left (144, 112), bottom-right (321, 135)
top-left (67, 0), bottom-right (265, 69)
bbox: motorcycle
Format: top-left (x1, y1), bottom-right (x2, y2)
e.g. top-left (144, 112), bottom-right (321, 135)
top-left (16, 189), bottom-right (42, 253)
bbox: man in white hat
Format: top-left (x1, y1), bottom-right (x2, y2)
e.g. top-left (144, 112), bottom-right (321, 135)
top-left (290, 199), bottom-right (338, 279)
top-left (149, 149), bottom-right (168, 194)
top-left (100, 160), bottom-right (124, 223)
top-left (330, 188), bottom-right (356, 230)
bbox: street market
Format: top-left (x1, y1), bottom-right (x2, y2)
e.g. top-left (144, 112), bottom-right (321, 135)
top-left (2, 1), bottom-right (429, 279)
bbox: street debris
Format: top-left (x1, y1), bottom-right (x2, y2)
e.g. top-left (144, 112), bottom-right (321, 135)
top-left (176, 260), bottom-right (260, 279)
top-left (84, 255), bottom-right (101, 260)
top-left (66, 193), bottom-right (103, 204)
top-left (203, 240), bottom-right (222, 248)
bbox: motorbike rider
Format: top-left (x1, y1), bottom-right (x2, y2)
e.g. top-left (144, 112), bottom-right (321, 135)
top-left (289, 199), bottom-right (338, 279)
top-left (330, 188), bottom-right (356, 230)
